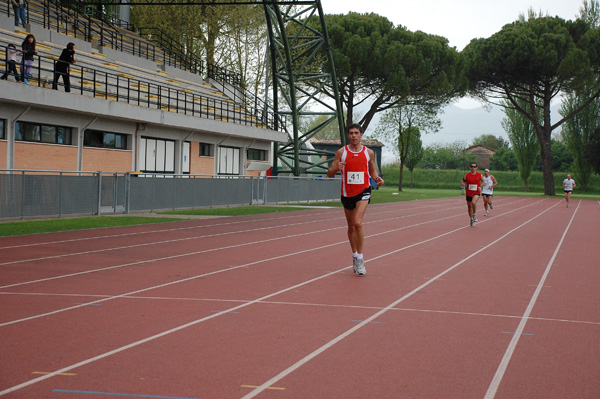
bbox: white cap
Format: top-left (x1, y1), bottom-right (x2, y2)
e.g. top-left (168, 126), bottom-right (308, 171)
top-left (484, 169), bottom-right (490, 172)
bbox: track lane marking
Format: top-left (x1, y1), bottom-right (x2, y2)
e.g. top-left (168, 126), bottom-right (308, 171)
top-left (483, 199), bottom-right (580, 398)
top-left (0, 198), bottom-right (547, 396)
top-left (0, 203), bottom-right (470, 267)
top-left (0, 198), bottom-right (459, 251)
top-left (0, 198), bottom-right (541, 325)
top-left (240, 199), bottom-right (561, 399)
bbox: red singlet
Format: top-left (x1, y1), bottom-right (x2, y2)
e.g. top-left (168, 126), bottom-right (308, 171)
top-left (464, 172), bottom-right (482, 197)
top-left (341, 145), bottom-right (370, 197)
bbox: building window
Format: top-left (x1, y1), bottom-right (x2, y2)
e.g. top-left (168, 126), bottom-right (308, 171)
top-left (84, 130), bottom-right (128, 150)
top-left (138, 137), bottom-right (176, 173)
top-left (16, 122), bottom-right (72, 145)
top-left (199, 142), bottom-right (214, 157)
top-left (0, 119), bottom-right (5, 140)
top-left (218, 146), bottom-right (240, 175)
top-left (247, 148), bottom-right (267, 161)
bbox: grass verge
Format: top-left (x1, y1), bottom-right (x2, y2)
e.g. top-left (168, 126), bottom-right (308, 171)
top-left (2, 188), bottom-right (597, 237)
top-left (0, 216), bottom-right (184, 237)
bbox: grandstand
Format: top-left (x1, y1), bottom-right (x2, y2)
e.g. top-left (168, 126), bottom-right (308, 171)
top-left (0, 0), bottom-right (286, 176)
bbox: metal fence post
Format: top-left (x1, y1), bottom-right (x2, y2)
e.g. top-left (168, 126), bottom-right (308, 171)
top-left (97, 171), bottom-right (102, 215)
top-left (125, 172), bottom-right (130, 214)
top-left (59, 171), bottom-right (63, 218)
top-left (21, 170), bottom-right (25, 220)
top-left (113, 172), bottom-right (117, 213)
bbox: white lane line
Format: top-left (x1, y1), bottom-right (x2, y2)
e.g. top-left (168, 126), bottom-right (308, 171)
top-left (0, 199), bottom-right (549, 396)
top-left (0, 200), bottom-right (472, 287)
top-left (0, 198), bottom-right (456, 250)
top-left (239, 199), bottom-right (560, 399)
top-left (0, 205), bottom-right (471, 325)
top-left (0, 200), bottom-right (467, 267)
top-left (0, 198), bottom-right (541, 323)
top-left (483, 199), bottom-right (580, 399)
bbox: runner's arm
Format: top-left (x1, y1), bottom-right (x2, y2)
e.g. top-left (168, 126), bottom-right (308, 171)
top-left (326, 148), bottom-right (344, 178)
top-left (368, 149), bottom-right (384, 186)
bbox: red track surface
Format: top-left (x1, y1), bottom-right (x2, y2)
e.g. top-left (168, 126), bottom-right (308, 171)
top-left (1, 196), bottom-right (599, 399)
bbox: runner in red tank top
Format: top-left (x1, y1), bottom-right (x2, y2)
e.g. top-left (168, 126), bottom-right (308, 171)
top-left (327, 123), bottom-right (384, 276)
top-left (461, 162), bottom-right (484, 226)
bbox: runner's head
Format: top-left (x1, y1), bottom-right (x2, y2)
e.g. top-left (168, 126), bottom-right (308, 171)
top-left (346, 123), bottom-right (364, 145)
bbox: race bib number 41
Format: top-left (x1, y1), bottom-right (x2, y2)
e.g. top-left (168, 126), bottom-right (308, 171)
top-left (347, 172), bottom-right (365, 185)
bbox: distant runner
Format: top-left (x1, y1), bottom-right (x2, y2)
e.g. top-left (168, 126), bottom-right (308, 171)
top-left (461, 162), bottom-right (484, 227)
top-left (482, 168), bottom-right (498, 216)
top-left (563, 174), bottom-right (576, 208)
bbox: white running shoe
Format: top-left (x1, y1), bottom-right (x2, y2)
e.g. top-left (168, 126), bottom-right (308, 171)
top-left (470, 218), bottom-right (474, 227)
top-left (355, 259), bottom-right (366, 276)
top-left (484, 211), bottom-right (489, 216)
top-left (352, 257), bottom-right (358, 273)
top-left (473, 214), bottom-right (478, 222)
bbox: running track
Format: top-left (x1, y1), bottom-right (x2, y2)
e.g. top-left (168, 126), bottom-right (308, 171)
top-left (1, 196), bottom-right (599, 399)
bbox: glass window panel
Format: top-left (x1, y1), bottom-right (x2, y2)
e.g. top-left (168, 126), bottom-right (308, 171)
top-left (156, 140), bottom-right (166, 172)
top-left (138, 138), bottom-right (147, 170)
top-left (232, 148), bottom-right (240, 174)
top-left (145, 138), bottom-right (156, 172)
top-left (103, 133), bottom-right (115, 148)
top-left (56, 127), bottom-right (71, 145)
top-left (183, 142), bottom-right (190, 173)
top-left (41, 125), bottom-right (56, 143)
top-left (84, 130), bottom-right (103, 147)
top-left (22, 123), bottom-right (40, 142)
top-left (219, 147), bottom-right (227, 174)
top-left (115, 134), bottom-right (126, 149)
top-left (165, 141), bottom-right (175, 172)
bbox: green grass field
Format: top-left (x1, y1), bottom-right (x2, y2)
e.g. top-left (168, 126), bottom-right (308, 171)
top-left (1, 185), bottom-right (597, 237)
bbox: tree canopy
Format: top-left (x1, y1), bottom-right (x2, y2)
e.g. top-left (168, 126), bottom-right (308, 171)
top-left (463, 15), bottom-right (600, 195)
top-left (321, 13), bottom-right (466, 131)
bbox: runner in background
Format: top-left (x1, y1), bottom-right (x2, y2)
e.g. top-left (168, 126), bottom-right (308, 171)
top-left (461, 162), bottom-right (484, 227)
top-left (482, 168), bottom-right (498, 216)
top-left (327, 123), bottom-right (384, 276)
top-left (562, 174), bottom-right (576, 208)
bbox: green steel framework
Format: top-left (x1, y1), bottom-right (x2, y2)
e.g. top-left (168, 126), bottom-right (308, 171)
top-left (78, 0), bottom-right (346, 176)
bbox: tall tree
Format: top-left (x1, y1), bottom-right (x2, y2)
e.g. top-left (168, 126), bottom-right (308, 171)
top-left (404, 130), bottom-right (424, 188)
top-left (501, 99), bottom-right (540, 191)
top-left (319, 13), bottom-right (465, 131)
top-left (374, 104), bottom-right (440, 191)
top-left (560, 92), bottom-right (598, 191)
top-left (559, 0), bottom-right (600, 191)
top-left (463, 15), bottom-right (600, 195)
top-left (586, 127), bottom-right (600, 174)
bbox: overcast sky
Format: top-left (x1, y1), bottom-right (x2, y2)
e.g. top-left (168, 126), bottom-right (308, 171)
top-left (322, 0), bottom-right (583, 53)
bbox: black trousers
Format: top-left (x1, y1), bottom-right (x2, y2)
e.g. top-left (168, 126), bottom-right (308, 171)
top-left (52, 70), bottom-right (71, 92)
top-left (1, 61), bottom-right (20, 81)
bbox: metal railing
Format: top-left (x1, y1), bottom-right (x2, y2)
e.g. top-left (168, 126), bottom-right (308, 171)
top-left (0, 170), bottom-right (341, 219)
top-left (2, 44), bottom-right (285, 131)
